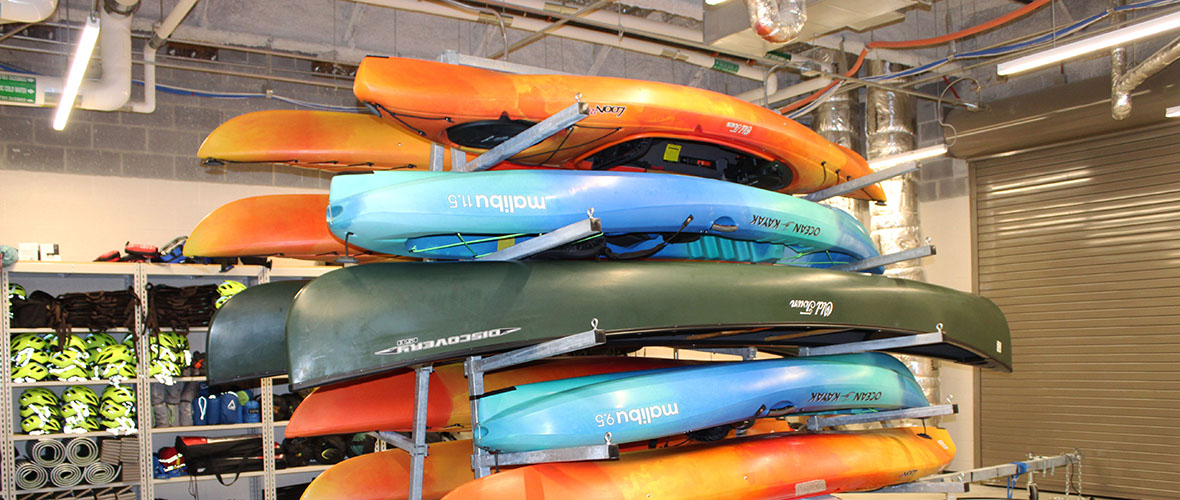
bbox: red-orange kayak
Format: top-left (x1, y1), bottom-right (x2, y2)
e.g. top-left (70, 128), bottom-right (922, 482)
top-left (185, 194), bottom-right (399, 262)
top-left (285, 357), bottom-right (693, 438)
top-left (353, 56), bottom-right (884, 202)
top-left (443, 427), bottom-right (954, 500)
top-left (300, 420), bottom-right (798, 500)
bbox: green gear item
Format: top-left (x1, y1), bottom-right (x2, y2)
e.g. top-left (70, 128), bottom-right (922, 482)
top-left (84, 333), bottom-right (118, 354)
top-left (11, 333), bottom-right (48, 352)
top-left (100, 417), bottom-right (135, 431)
top-left (60, 401), bottom-right (95, 419)
top-left (44, 334), bottom-right (89, 353)
top-left (99, 401), bottom-right (134, 420)
top-left (13, 362), bottom-right (49, 382)
top-left (101, 385), bottom-right (135, 402)
top-left (149, 358), bottom-right (181, 378)
top-left (19, 388), bottom-right (59, 407)
top-left (8, 283), bottom-right (26, 300)
top-left (21, 414), bottom-right (61, 434)
top-left (217, 280), bottom-right (247, 297)
top-left (102, 384), bottom-right (136, 403)
top-left (49, 364), bottom-right (90, 381)
top-left (121, 335), bottom-right (136, 349)
top-left (93, 344), bottom-right (135, 366)
top-left (63, 386), bottom-right (100, 407)
top-left (214, 295), bottom-right (233, 309)
top-left (94, 362), bottom-right (137, 380)
top-left (63, 416), bottom-right (100, 432)
top-left (13, 349), bottom-right (51, 367)
top-left (48, 348), bottom-right (89, 369)
top-left (19, 404), bottom-right (61, 419)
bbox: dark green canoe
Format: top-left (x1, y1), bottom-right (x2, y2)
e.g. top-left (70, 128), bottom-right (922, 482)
top-left (286, 261), bottom-right (1011, 390)
top-left (206, 279), bottom-right (309, 385)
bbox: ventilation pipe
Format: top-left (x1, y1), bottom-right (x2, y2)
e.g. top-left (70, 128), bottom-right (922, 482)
top-left (811, 48), bottom-right (869, 228)
top-left (0, 0), bottom-right (58, 23)
top-left (865, 59), bottom-right (939, 413)
top-left (1112, 32), bottom-right (1180, 119)
top-left (747, 0), bottom-right (805, 44)
top-left (77, 6), bottom-right (133, 111)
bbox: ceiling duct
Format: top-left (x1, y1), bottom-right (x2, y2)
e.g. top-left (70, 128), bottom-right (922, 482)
top-left (705, 0), bottom-right (921, 55)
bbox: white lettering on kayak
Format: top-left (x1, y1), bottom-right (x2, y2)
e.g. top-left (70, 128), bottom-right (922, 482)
top-left (594, 403), bottom-right (680, 428)
top-left (374, 328), bottom-right (521, 356)
top-left (789, 299), bottom-right (834, 317)
top-left (448, 194), bottom-right (547, 213)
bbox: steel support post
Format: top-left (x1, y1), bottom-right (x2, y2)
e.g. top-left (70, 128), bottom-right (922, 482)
top-left (1, 267), bottom-right (14, 500)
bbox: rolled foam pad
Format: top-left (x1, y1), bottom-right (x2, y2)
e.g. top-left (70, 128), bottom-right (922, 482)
top-left (15, 460), bottom-right (49, 490)
top-left (65, 437), bottom-right (100, 466)
top-left (50, 463), bottom-right (83, 488)
top-left (26, 439), bottom-right (66, 467)
top-left (83, 462), bottom-right (121, 485)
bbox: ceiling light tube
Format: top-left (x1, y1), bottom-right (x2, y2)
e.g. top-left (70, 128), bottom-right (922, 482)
top-left (868, 144), bottom-right (948, 170)
top-left (1167, 105), bottom-right (1180, 118)
top-left (53, 12), bottom-right (101, 131)
top-left (997, 10), bottom-right (1180, 75)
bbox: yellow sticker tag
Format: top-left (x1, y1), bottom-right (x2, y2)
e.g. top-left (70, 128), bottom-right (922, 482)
top-left (663, 144), bottom-right (682, 163)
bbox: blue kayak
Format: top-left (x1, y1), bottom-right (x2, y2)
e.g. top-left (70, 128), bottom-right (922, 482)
top-left (474, 352), bottom-right (929, 453)
top-left (327, 170), bottom-right (880, 269)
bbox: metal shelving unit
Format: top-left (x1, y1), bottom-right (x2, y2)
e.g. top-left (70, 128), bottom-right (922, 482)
top-left (3, 262), bottom-right (334, 499)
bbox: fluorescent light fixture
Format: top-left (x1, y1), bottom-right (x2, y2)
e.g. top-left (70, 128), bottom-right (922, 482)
top-left (53, 12), bottom-right (101, 131)
top-left (1167, 105), bottom-right (1180, 118)
top-left (997, 10), bottom-right (1180, 75)
top-left (704, 0), bottom-right (729, 5)
top-left (869, 144), bottom-right (948, 170)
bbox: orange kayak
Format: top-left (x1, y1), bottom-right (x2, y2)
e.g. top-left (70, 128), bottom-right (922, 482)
top-left (353, 56), bottom-right (884, 202)
top-left (286, 356), bottom-right (692, 438)
top-left (197, 110), bottom-right (456, 171)
top-left (185, 194), bottom-right (399, 262)
top-left (300, 420), bottom-right (798, 500)
top-left (443, 427), bottom-right (953, 500)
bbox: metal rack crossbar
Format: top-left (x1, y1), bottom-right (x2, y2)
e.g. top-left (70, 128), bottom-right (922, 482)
top-left (832, 245), bottom-right (935, 273)
top-left (871, 452), bottom-right (1082, 495)
top-left (802, 162), bottom-right (920, 202)
top-left (806, 404), bottom-right (958, 431)
top-left (466, 328), bottom-right (608, 479)
top-left (459, 102), bottom-right (590, 172)
top-left (798, 328), bottom-right (945, 357)
top-left (477, 217), bottom-right (603, 261)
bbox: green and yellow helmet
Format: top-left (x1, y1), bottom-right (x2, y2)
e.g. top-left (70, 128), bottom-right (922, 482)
top-left (19, 388), bottom-right (59, 407)
top-left (101, 385), bottom-right (135, 403)
top-left (94, 362), bottom-right (137, 380)
top-left (12, 362), bottom-right (50, 382)
top-left (19, 404), bottom-right (61, 420)
top-left (49, 364), bottom-right (90, 381)
top-left (48, 348), bottom-right (89, 369)
top-left (93, 344), bottom-right (135, 366)
top-left (11, 333), bottom-right (48, 353)
top-left (84, 333), bottom-right (118, 357)
top-left (63, 416), bottom-right (100, 432)
top-left (61, 400), bottom-right (95, 419)
top-left (63, 386), bottom-right (100, 407)
top-left (99, 400), bottom-right (134, 420)
top-left (149, 358), bottom-right (182, 379)
top-left (13, 349), bottom-right (50, 367)
top-left (8, 283), bottom-right (26, 300)
top-left (44, 334), bottom-right (89, 353)
top-left (20, 414), bottom-right (61, 434)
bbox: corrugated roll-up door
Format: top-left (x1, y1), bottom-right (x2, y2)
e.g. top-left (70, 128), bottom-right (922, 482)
top-left (973, 122), bottom-right (1180, 500)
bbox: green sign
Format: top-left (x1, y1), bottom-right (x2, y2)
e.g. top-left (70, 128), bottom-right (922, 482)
top-left (0, 74), bottom-right (36, 104)
top-left (711, 59), bottom-right (739, 74)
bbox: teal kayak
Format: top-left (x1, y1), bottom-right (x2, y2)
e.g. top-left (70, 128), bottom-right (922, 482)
top-left (285, 261), bottom-right (1011, 389)
top-left (475, 352), bottom-right (929, 452)
top-left (327, 170), bottom-right (880, 269)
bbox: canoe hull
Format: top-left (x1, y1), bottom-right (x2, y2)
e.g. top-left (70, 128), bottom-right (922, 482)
top-left (443, 428), bottom-right (955, 500)
top-left (206, 280), bottom-right (308, 385)
top-left (285, 261), bottom-right (1011, 390)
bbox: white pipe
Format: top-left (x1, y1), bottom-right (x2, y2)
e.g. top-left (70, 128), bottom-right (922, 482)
top-left (131, 0), bottom-right (199, 114)
top-left (355, 0), bottom-right (765, 79)
top-left (78, 8), bottom-right (131, 111)
top-left (735, 73), bottom-right (777, 102)
top-left (0, 0), bottom-right (58, 23)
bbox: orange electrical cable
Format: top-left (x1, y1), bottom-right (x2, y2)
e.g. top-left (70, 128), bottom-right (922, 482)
top-left (778, 0), bottom-right (1053, 114)
top-left (867, 0), bottom-right (1053, 49)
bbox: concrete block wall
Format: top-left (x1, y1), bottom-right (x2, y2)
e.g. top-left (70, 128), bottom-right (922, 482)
top-left (915, 97), bottom-right (970, 203)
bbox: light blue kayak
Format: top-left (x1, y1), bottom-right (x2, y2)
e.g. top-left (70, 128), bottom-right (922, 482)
top-left (327, 170), bottom-right (880, 270)
top-left (473, 352), bottom-right (929, 453)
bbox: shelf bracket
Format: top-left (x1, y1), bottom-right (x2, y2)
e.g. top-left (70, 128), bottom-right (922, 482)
top-left (806, 404), bottom-right (958, 431)
top-left (465, 102), bottom-right (589, 172)
top-left (802, 162), bottom-right (920, 202)
top-left (477, 217), bottom-right (602, 261)
top-left (472, 443), bottom-right (619, 469)
top-left (831, 245), bottom-right (935, 273)
top-left (797, 330), bottom-right (944, 357)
